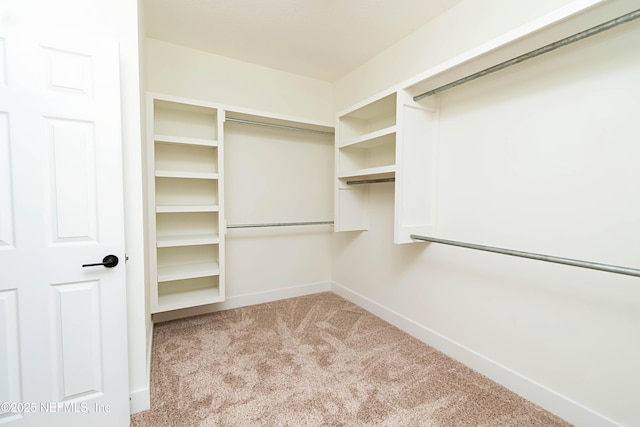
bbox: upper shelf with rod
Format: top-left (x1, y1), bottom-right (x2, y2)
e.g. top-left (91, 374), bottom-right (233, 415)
top-left (333, 0), bottom-right (640, 243)
top-left (413, 8), bottom-right (640, 101)
top-left (225, 111), bottom-right (334, 137)
top-left (403, 0), bottom-right (640, 101)
top-left (336, 92), bottom-right (397, 182)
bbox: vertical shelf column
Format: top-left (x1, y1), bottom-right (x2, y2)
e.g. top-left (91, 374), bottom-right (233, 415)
top-left (147, 94), bottom-right (225, 313)
top-left (394, 89), bottom-right (439, 244)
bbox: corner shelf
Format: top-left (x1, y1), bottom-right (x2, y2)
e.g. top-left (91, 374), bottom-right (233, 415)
top-left (334, 89), bottom-right (438, 242)
top-left (335, 92), bottom-right (397, 231)
top-left (338, 165), bottom-right (396, 180)
top-left (338, 125), bottom-right (397, 149)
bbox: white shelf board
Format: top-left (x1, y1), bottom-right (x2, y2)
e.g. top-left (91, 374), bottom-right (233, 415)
top-left (156, 204), bottom-right (219, 213)
top-left (338, 165), bottom-right (396, 179)
top-left (155, 170), bottom-right (219, 180)
top-left (156, 287), bottom-right (223, 312)
top-left (157, 261), bottom-right (220, 282)
top-left (155, 134), bottom-right (218, 147)
top-left (157, 234), bottom-right (220, 248)
top-left (339, 125), bottom-right (397, 149)
top-left (399, 0), bottom-right (640, 101)
top-left (338, 92), bottom-right (397, 120)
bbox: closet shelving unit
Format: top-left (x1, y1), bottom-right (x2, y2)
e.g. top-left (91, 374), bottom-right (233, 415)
top-left (147, 94), bottom-right (225, 313)
top-left (336, 92), bottom-right (397, 181)
top-left (148, 93), bottom-right (335, 314)
top-left (335, 90), bottom-right (438, 243)
top-left (335, 93), bottom-right (397, 232)
top-left (334, 0), bottom-right (639, 245)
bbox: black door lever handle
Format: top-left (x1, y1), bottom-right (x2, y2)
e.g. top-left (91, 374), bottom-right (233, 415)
top-left (82, 255), bottom-right (119, 268)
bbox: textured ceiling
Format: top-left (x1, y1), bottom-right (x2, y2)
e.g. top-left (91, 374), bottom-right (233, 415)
top-left (143, 0), bottom-right (459, 82)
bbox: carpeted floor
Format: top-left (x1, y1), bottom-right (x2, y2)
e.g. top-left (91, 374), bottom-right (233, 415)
top-left (131, 292), bottom-right (571, 426)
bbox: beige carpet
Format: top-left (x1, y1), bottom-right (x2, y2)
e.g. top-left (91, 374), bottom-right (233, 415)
top-left (131, 292), bottom-right (571, 426)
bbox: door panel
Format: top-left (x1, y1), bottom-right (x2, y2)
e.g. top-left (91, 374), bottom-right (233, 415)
top-left (51, 280), bottom-right (103, 400)
top-left (0, 24), bottom-right (129, 427)
top-left (43, 47), bottom-right (93, 96)
top-left (46, 118), bottom-right (97, 242)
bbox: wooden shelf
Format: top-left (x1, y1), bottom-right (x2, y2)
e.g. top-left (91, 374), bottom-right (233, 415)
top-left (155, 170), bottom-right (219, 180)
top-left (335, 92), bottom-right (398, 232)
top-left (149, 94), bottom-right (226, 314)
top-left (157, 261), bottom-right (220, 282)
top-left (339, 125), bottom-right (396, 149)
top-left (157, 233), bottom-right (220, 248)
top-left (156, 204), bottom-right (219, 213)
top-left (156, 286), bottom-right (223, 312)
top-left (338, 165), bottom-right (396, 179)
top-left (155, 134), bottom-right (218, 147)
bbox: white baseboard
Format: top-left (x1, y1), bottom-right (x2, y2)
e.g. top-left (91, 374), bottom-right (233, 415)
top-left (129, 387), bottom-right (150, 415)
top-left (330, 281), bottom-right (619, 427)
top-left (152, 281), bottom-right (332, 323)
top-left (129, 322), bottom-right (153, 414)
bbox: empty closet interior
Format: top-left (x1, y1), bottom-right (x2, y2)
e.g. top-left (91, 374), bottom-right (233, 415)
top-left (143, 1), bottom-right (640, 425)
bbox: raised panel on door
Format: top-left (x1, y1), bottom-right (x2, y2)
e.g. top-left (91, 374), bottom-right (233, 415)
top-left (50, 281), bottom-right (103, 401)
top-left (43, 46), bottom-right (93, 96)
top-left (45, 118), bottom-right (98, 243)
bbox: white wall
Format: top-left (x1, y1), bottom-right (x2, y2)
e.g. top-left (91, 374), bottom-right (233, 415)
top-left (335, 0), bottom-right (607, 111)
top-left (146, 38), bottom-right (333, 124)
top-left (332, 1), bottom-right (640, 425)
top-left (146, 39), bottom-right (335, 322)
top-left (133, 0), bottom-right (151, 413)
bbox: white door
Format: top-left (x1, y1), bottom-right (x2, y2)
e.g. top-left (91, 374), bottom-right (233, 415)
top-left (0, 23), bottom-right (130, 427)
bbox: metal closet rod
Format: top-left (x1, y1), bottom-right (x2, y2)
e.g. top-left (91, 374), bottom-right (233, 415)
top-left (410, 234), bottom-right (640, 278)
top-left (225, 117), bottom-right (335, 136)
top-left (346, 178), bottom-right (396, 185)
top-left (414, 8), bottom-right (640, 101)
top-left (227, 221), bottom-right (334, 229)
